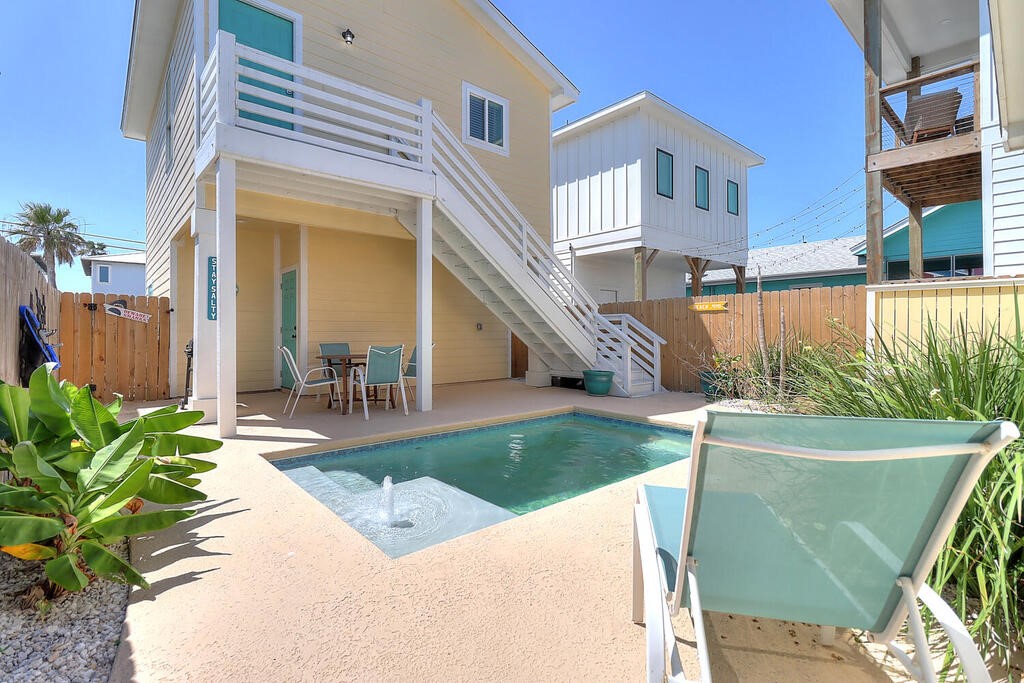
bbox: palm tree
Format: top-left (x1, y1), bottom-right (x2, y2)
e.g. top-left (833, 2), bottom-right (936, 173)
top-left (11, 202), bottom-right (86, 288)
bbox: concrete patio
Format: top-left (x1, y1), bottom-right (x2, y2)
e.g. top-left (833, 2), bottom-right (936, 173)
top-left (109, 380), bottom-right (958, 682)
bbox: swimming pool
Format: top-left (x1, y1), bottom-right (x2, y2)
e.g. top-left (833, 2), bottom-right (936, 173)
top-left (275, 411), bottom-right (691, 556)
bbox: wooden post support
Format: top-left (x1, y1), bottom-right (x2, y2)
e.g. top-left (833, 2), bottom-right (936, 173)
top-left (732, 265), bottom-right (747, 294)
top-left (864, 0), bottom-right (884, 284)
top-left (685, 256), bottom-right (710, 298)
top-left (634, 247), bottom-right (647, 301)
top-left (909, 202), bottom-right (924, 279)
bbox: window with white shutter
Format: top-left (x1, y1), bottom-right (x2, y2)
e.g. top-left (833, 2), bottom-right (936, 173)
top-left (462, 82), bottom-right (509, 155)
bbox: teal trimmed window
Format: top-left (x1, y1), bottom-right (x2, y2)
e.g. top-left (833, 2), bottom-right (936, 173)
top-left (695, 166), bottom-right (709, 210)
top-left (727, 180), bottom-right (739, 216)
top-left (656, 149), bottom-right (673, 198)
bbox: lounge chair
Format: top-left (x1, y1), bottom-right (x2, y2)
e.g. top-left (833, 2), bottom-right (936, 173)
top-left (632, 409), bottom-right (1018, 683)
top-left (349, 344), bottom-right (408, 420)
top-left (904, 88), bottom-right (963, 144)
top-left (278, 345), bottom-right (343, 418)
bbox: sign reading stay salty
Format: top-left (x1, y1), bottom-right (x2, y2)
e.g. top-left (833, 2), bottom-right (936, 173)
top-left (688, 301), bottom-right (728, 312)
top-left (207, 256), bottom-right (218, 321)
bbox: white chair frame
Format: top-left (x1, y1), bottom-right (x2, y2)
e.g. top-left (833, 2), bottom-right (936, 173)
top-left (278, 345), bottom-right (342, 419)
top-left (349, 345), bottom-right (409, 421)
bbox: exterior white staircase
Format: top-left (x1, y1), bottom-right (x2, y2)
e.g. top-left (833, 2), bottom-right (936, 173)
top-left (201, 31), bottom-right (665, 397)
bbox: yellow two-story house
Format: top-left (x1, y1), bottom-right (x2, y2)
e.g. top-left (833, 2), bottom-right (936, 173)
top-left (122, 0), bottom-right (664, 435)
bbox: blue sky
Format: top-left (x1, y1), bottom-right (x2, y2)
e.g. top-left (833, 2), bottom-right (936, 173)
top-left (0, 1), bottom-right (867, 292)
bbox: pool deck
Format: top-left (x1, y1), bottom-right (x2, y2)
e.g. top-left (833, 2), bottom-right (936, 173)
top-left (109, 380), bottom-right (966, 682)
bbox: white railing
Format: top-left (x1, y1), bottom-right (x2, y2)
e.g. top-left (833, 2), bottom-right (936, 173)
top-left (199, 32), bottom-right (660, 394)
top-left (200, 31), bottom-right (428, 171)
top-left (602, 314), bottom-right (666, 391)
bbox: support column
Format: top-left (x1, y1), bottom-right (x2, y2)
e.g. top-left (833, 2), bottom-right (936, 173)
top-left (909, 203), bottom-right (924, 279)
top-left (732, 265), bottom-right (747, 294)
top-left (215, 158), bottom-right (237, 438)
top-left (188, 185), bottom-right (218, 423)
top-left (634, 247), bottom-right (647, 301)
top-left (415, 197), bottom-right (433, 411)
top-left (686, 256), bottom-right (710, 297)
top-left (864, 0), bottom-right (884, 284)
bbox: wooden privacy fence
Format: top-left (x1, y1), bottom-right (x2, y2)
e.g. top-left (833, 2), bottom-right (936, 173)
top-left (1, 237), bottom-right (60, 385)
top-left (57, 293), bottom-right (171, 402)
top-left (869, 277), bottom-right (1024, 353)
top-left (600, 285), bottom-right (867, 393)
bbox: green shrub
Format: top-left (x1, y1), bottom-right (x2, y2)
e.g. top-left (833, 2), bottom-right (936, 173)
top-left (791, 319), bottom-right (1024, 668)
top-left (0, 364), bottom-right (220, 595)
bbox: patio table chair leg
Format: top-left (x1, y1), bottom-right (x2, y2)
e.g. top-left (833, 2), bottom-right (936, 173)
top-left (398, 377), bottom-right (409, 415)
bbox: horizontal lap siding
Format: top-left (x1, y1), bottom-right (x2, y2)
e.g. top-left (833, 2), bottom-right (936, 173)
top-left (992, 144), bottom-right (1024, 275)
top-left (220, 0), bottom-right (553, 241)
top-left (304, 227), bottom-right (507, 386)
top-left (146, 0), bottom-right (196, 297)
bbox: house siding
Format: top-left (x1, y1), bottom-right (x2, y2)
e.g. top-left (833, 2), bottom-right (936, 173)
top-left (696, 273), bottom-right (866, 297)
top-left (145, 0), bottom-right (196, 297)
top-left (883, 201), bottom-right (983, 261)
top-left (991, 144), bottom-right (1024, 275)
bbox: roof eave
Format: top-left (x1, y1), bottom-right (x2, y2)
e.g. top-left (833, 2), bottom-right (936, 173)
top-left (121, 0), bottom-right (183, 141)
top-left (990, 0), bottom-right (1024, 151)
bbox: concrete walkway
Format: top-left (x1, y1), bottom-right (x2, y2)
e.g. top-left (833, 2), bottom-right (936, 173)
top-left (110, 381), bottom-right (932, 681)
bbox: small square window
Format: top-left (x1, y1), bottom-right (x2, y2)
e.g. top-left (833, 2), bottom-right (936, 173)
top-left (656, 149), bottom-right (674, 198)
top-left (98, 265), bottom-right (110, 284)
top-left (695, 166), bottom-right (710, 211)
top-left (463, 82), bottom-right (508, 155)
top-left (727, 180), bottom-right (739, 216)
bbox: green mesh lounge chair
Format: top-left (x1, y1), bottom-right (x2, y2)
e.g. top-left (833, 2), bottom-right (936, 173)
top-left (632, 410), bottom-right (1019, 683)
top-left (278, 345), bottom-right (342, 418)
top-left (349, 344), bottom-right (408, 420)
top-left (402, 346), bottom-right (418, 402)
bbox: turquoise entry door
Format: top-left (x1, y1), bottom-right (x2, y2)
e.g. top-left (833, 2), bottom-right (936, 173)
top-left (219, 0), bottom-right (295, 130)
top-left (280, 270), bottom-right (297, 388)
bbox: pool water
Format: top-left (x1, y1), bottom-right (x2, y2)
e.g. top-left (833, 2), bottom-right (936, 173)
top-left (276, 412), bottom-right (691, 556)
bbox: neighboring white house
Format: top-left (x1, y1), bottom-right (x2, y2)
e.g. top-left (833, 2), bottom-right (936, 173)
top-left (552, 91), bottom-right (765, 301)
top-left (80, 252), bottom-right (147, 295)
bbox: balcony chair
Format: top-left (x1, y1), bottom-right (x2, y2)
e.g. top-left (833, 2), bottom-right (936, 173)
top-left (632, 409), bottom-right (1018, 683)
top-left (904, 88), bottom-right (963, 144)
top-left (349, 344), bottom-right (408, 420)
top-left (278, 345), bottom-right (343, 419)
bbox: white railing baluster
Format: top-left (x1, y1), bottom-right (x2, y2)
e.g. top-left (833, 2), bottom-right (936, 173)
top-left (418, 98), bottom-right (432, 172)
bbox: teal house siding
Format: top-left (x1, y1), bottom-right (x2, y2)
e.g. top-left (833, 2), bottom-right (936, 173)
top-left (857, 201), bottom-right (983, 261)
top-left (691, 273), bottom-right (865, 296)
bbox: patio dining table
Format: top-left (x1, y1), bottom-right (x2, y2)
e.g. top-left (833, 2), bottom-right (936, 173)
top-left (316, 353), bottom-right (367, 413)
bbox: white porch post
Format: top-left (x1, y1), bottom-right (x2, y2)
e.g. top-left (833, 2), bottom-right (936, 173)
top-left (416, 196), bottom-right (433, 411)
top-left (188, 185), bottom-right (218, 422)
top-left (216, 158), bottom-right (237, 437)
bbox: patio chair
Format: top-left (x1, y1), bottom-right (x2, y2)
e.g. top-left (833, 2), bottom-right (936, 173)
top-left (318, 342), bottom-right (351, 373)
top-left (632, 409), bottom-right (1019, 683)
top-left (904, 88), bottom-right (962, 144)
top-left (403, 345), bottom-right (418, 402)
top-left (278, 345), bottom-right (343, 419)
top-left (349, 344), bottom-right (408, 420)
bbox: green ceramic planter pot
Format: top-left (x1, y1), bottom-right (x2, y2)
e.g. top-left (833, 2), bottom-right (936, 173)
top-left (582, 369), bottom-right (615, 396)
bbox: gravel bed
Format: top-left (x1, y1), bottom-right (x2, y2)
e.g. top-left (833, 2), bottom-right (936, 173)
top-left (0, 543), bottom-right (129, 683)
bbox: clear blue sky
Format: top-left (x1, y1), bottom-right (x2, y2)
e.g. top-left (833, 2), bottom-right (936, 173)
top-left (0, 1), bottom-right (867, 292)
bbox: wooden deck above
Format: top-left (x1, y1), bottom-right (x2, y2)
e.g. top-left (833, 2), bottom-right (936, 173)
top-left (879, 147), bottom-right (981, 208)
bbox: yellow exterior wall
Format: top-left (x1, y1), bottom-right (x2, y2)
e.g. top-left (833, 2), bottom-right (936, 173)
top-left (873, 280), bottom-right (1024, 354)
top-left (305, 226), bottom-right (508, 387)
top-left (199, 0), bottom-right (553, 239)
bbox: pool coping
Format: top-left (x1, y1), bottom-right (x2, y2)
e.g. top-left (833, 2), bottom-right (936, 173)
top-left (262, 405), bottom-right (697, 464)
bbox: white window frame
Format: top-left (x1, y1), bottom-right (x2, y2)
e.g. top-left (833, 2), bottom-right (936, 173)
top-left (97, 265), bottom-right (111, 284)
top-left (462, 81), bottom-right (510, 157)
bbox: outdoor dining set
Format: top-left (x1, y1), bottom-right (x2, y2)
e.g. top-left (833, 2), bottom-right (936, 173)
top-left (277, 343), bottom-right (420, 420)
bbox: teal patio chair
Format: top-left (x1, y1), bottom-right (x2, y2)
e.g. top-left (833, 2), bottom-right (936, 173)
top-left (349, 344), bottom-right (408, 420)
top-left (278, 345), bottom-right (342, 418)
top-left (403, 345), bottom-right (418, 402)
top-left (318, 342), bottom-right (351, 370)
top-left (632, 409), bottom-right (1019, 683)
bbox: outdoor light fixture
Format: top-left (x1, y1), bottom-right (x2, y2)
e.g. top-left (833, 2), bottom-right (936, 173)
top-left (341, 28), bottom-right (355, 45)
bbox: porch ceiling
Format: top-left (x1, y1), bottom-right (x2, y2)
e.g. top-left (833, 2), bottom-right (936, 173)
top-left (233, 162), bottom-right (420, 221)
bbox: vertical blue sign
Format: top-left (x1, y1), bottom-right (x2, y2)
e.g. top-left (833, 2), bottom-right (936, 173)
top-left (207, 256), bottom-right (218, 321)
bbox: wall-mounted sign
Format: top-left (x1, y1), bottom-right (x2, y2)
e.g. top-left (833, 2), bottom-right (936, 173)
top-left (689, 301), bottom-right (728, 312)
top-left (207, 256), bottom-right (218, 321)
top-left (103, 304), bottom-right (151, 323)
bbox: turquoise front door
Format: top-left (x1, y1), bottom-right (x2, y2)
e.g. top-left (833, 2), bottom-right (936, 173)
top-left (280, 270), bottom-right (297, 388)
top-left (219, 0), bottom-right (295, 130)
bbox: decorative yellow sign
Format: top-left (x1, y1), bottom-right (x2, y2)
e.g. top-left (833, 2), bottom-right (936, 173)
top-left (689, 301), bottom-right (728, 312)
